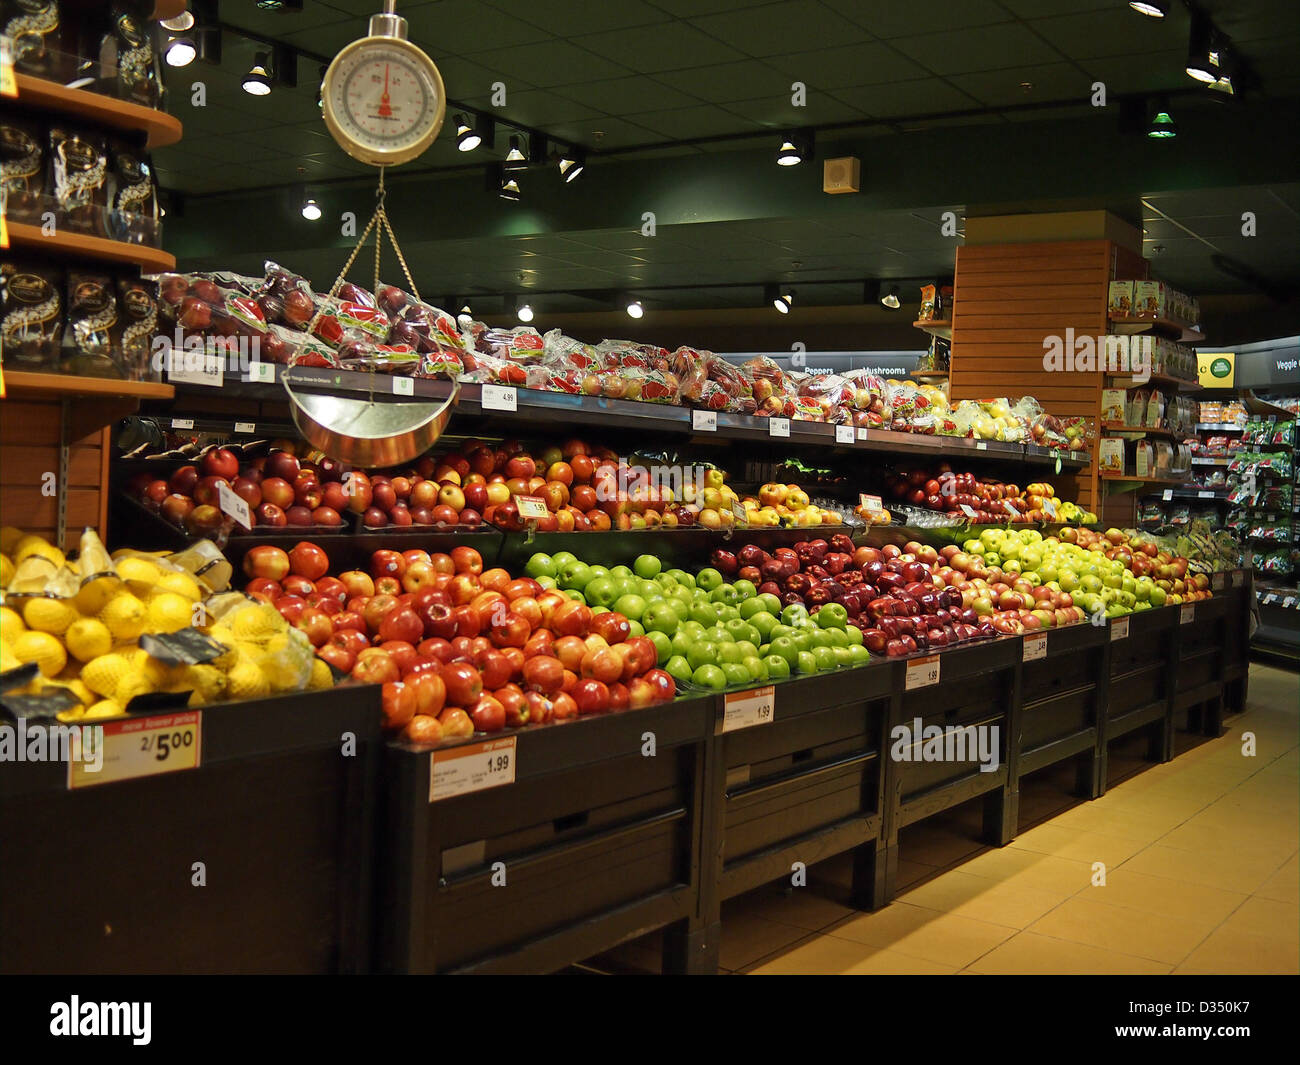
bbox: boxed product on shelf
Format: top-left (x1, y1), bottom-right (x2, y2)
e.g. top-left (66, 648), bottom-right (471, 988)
top-left (1, 258), bottom-right (64, 367)
top-left (1099, 437), bottom-right (1125, 474)
top-left (1107, 280), bottom-right (1134, 316)
top-left (1135, 440), bottom-right (1154, 478)
top-left (1144, 390), bottom-right (1165, 429)
top-left (1101, 388), bottom-right (1126, 424)
top-left (0, 116), bottom-right (46, 225)
top-left (1155, 441), bottom-right (1174, 473)
top-left (1133, 280), bottom-right (1167, 319)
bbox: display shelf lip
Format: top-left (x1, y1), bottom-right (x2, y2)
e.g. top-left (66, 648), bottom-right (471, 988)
top-left (1100, 472), bottom-right (1188, 485)
top-left (12, 72), bottom-right (184, 148)
top-left (1195, 422), bottom-right (1246, 431)
top-left (1100, 423), bottom-right (1186, 441)
top-left (2, 369), bottom-right (174, 400)
top-left (5, 221), bottom-right (176, 272)
top-left (1107, 315), bottom-right (1205, 343)
top-left (912, 319), bottom-right (953, 339)
top-left (1105, 371), bottom-right (1200, 392)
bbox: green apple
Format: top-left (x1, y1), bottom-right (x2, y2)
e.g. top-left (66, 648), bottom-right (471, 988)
top-left (695, 567), bottom-right (723, 591)
top-left (815, 603), bottom-right (848, 629)
top-left (742, 655), bottom-right (768, 682)
top-left (765, 654), bottom-right (791, 679)
top-left (812, 646), bottom-right (838, 671)
top-left (832, 646), bottom-right (855, 668)
top-left (847, 644), bottom-right (871, 665)
top-left (1080, 574), bottom-right (1103, 594)
top-left (739, 596), bottom-right (769, 620)
top-left (717, 642), bottom-right (745, 665)
top-left (641, 600), bottom-right (681, 636)
top-left (646, 630), bottom-right (672, 665)
top-left (633, 554), bottom-right (661, 579)
top-left (525, 552), bottom-right (556, 579)
top-left (665, 654), bottom-right (693, 687)
top-left (1148, 586), bottom-right (1167, 608)
top-left (750, 612), bottom-right (779, 640)
top-left (613, 593), bottom-right (647, 621)
top-left (1057, 569), bottom-right (1079, 592)
top-left (769, 636), bottom-right (798, 665)
top-left (732, 579), bottom-right (757, 600)
top-left (565, 589), bottom-right (587, 603)
top-left (781, 603), bottom-right (810, 627)
top-left (721, 662), bottom-right (752, 687)
top-left (1002, 559), bottom-right (1022, 576)
top-left (846, 626), bottom-right (864, 647)
top-left (686, 641), bottom-right (718, 671)
top-left (758, 593), bottom-right (782, 616)
top-left (796, 650), bottom-right (819, 675)
top-left (692, 664), bottom-right (727, 691)
top-left (627, 620), bottom-right (645, 637)
top-left (557, 559), bottom-right (592, 591)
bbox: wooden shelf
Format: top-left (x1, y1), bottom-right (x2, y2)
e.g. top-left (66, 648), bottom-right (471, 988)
top-left (5, 222), bottom-right (175, 272)
top-left (3, 371), bottom-right (174, 401)
top-left (1101, 424), bottom-right (1186, 441)
top-left (1100, 472), bottom-right (1189, 493)
top-left (1108, 315), bottom-right (1205, 343)
top-left (1105, 371), bottom-right (1200, 392)
top-left (13, 74), bottom-right (183, 148)
top-left (912, 371), bottom-right (949, 380)
top-left (912, 320), bottom-right (953, 340)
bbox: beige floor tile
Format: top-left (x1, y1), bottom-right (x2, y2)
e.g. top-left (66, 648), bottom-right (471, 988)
top-left (895, 858), bottom-right (940, 890)
top-left (1174, 925), bottom-right (1300, 975)
top-left (748, 935), bottom-right (956, 974)
top-left (956, 846), bottom-right (1096, 894)
top-left (749, 889), bottom-right (859, 933)
top-left (1080, 867), bottom-right (1248, 925)
top-left (1047, 804), bottom-right (1181, 841)
top-left (898, 870), bottom-right (1066, 929)
top-left (1120, 844), bottom-right (1292, 894)
top-left (1255, 854), bottom-right (1299, 904)
top-left (826, 902), bottom-right (1015, 968)
top-left (1027, 895), bottom-right (1218, 965)
top-left (718, 912), bottom-right (814, 972)
top-left (1158, 817), bottom-right (1298, 857)
top-left (1221, 896), bottom-right (1299, 940)
top-left (1009, 823), bottom-right (1147, 865)
top-left (966, 932), bottom-right (1171, 975)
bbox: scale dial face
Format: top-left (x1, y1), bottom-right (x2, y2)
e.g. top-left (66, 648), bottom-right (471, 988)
top-left (322, 37), bottom-right (446, 167)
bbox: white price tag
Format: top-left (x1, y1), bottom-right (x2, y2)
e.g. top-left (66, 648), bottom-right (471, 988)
top-left (233, 421), bottom-right (256, 435)
top-left (170, 418), bottom-right (194, 430)
top-left (392, 376), bottom-right (414, 396)
top-left (768, 417), bottom-right (790, 438)
top-left (857, 427), bottom-right (868, 441)
top-left (482, 384), bottom-right (518, 411)
top-left (515, 495), bottom-right (548, 520)
top-left (731, 502), bottom-right (748, 525)
top-left (249, 361), bottom-right (276, 383)
top-left (1284, 596), bottom-right (1297, 609)
top-left (859, 493), bottom-right (883, 513)
top-left (67, 711), bottom-right (201, 790)
top-left (692, 409), bottom-right (717, 432)
top-left (959, 503), bottom-right (978, 518)
top-left (1162, 489), bottom-right (1174, 501)
top-left (1180, 604), bottom-right (1195, 625)
top-left (1110, 616), bottom-right (1130, 641)
top-left (722, 686), bottom-right (775, 733)
top-left (167, 350), bottom-right (224, 387)
top-left (1023, 632), bottom-right (1048, 662)
top-left (217, 481), bottom-right (251, 530)
top-left (1197, 490), bottom-right (1214, 499)
top-left (429, 736), bottom-right (516, 802)
top-left (835, 424), bottom-right (855, 444)
top-left (1263, 594), bottom-right (1277, 605)
top-left (905, 654), bottom-right (941, 690)
top-left (976, 441), bottom-right (988, 450)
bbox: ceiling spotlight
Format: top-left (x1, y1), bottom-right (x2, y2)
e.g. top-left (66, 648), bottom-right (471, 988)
top-left (559, 148), bottom-right (586, 183)
top-left (764, 284), bottom-right (793, 313)
top-left (457, 304), bottom-right (473, 326)
top-left (499, 175), bottom-right (521, 202)
top-left (455, 114), bottom-right (482, 152)
top-left (1128, 1), bottom-right (1168, 17)
top-left (1146, 103), bottom-right (1177, 138)
top-left (1185, 13), bottom-right (1217, 83)
top-left (517, 301), bottom-right (534, 324)
top-left (242, 52), bottom-right (272, 96)
top-left (880, 285), bottom-right (901, 310)
top-left (164, 36), bottom-right (196, 67)
top-left (626, 298), bottom-right (644, 319)
top-left (777, 137), bottom-right (802, 167)
top-left (161, 11), bottom-right (196, 32)
top-left (504, 135), bottom-right (527, 170)
top-left (301, 197), bottom-right (322, 221)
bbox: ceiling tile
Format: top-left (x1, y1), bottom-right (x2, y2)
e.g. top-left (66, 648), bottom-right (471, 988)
top-left (465, 39), bottom-right (634, 86)
top-left (721, 93), bottom-right (867, 127)
top-left (573, 22), bottom-right (747, 73)
top-left (455, 88), bottom-right (606, 126)
top-left (555, 74), bottom-right (703, 112)
top-left (830, 79), bottom-right (981, 119)
top-left (763, 42), bottom-right (930, 90)
top-left (495, 0), bottom-right (671, 36)
top-left (820, 0), bottom-right (1013, 39)
top-left (627, 104), bottom-right (770, 138)
top-left (948, 62), bottom-right (1093, 106)
top-left (649, 60), bottom-right (793, 104)
top-left (688, 0), bottom-right (873, 58)
top-left (1029, 9), bottom-right (1183, 61)
top-left (402, 1), bottom-right (555, 55)
top-left (890, 23), bottom-right (1067, 75)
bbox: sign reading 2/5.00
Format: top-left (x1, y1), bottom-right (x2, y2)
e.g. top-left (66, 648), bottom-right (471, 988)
top-left (67, 711), bottom-right (202, 790)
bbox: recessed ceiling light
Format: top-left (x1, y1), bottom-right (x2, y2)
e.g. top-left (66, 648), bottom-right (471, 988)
top-left (517, 302), bottom-right (534, 323)
top-left (457, 304), bottom-right (473, 326)
top-left (242, 53), bottom-right (272, 96)
top-left (301, 197), bottom-right (321, 220)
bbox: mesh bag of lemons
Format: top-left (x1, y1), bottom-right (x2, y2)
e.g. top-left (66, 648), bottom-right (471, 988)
top-left (1, 527), bottom-right (332, 723)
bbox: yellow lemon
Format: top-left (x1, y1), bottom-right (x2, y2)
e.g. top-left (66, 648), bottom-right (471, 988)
top-left (231, 603), bottom-right (281, 642)
top-left (81, 652), bottom-right (132, 697)
top-left (22, 596), bottom-right (79, 636)
top-left (84, 699), bottom-right (125, 720)
top-left (56, 705), bottom-right (87, 723)
top-left (99, 594), bottom-right (147, 642)
top-left (0, 604), bottom-right (24, 641)
top-left (115, 556), bottom-right (163, 594)
top-left (65, 617), bottom-right (113, 662)
top-left (0, 526), bottom-right (25, 554)
top-left (64, 678), bottom-right (95, 706)
top-left (13, 535), bottom-right (64, 568)
top-left (147, 592), bottom-right (195, 634)
top-left (153, 571), bottom-right (203, 602)
top-left (12, 630), bottom-right (67, 676)
top-left (227, 659), bottom-right (269, 700)
top-left (74, 576), bottom-right (120, 616)
top-left (183, 663), bottom-right (227, 706)
top-left (307, 658), bottom-right (334, 690)
top-left (0, 553), bottom-right (13, 586)
top-left (115, 674), bottom-right (155, 706)
top-left (0, 643), bottom-right (21, 672)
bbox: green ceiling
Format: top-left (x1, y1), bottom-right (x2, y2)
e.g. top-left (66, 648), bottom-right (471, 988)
top-left (156, 0), bottom-right (1300, 321)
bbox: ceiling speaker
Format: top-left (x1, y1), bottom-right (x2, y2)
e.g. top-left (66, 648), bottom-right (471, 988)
top-left (823, 156), bottom-right (860, 195)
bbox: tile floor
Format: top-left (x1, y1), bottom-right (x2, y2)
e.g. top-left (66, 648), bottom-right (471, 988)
top-left (595, 662), bottom-right (1299, 975)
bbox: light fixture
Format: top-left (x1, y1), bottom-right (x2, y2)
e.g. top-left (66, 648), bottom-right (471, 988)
top-left (242, 52), bottom-right (272, 96)
top-left (880, 284), bottom-right (901, 310)
top-left (517, 301), bottom-right (534, 323)
top-left (161, 10), bottom-right (196, 32)
top-left (457, 304), bottom-right (473, 326)
top-left (559, 148), bottom-right (585, 183)
top-left (301, 197), bottom-right (322, 221)
top-left (764, 284), bottom-right (793, 313)
top-left (455, 114), bottom-right (481, 152)
top-left (504, 135), bottom-right (527, 170)
top-left (626, 298), bottom-right (643, 319)
top-left (164, 36), bottom-right (196, 67)
top-left (1146, 102), bottom-right (1177, 138)
top-left (777, 136), bottom-right (802, 166)
top-left (317, 64), bottom-right (326, 109)
top-left (499, 175), bottom-right (521, 202)
top-left (1127, 1), bottom-right (1168, 17)
top-left (1185, 13), bottom-right (1217, 83)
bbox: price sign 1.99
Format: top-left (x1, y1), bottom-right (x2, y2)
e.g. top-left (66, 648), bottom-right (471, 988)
top-left (722, 685), bottom-right (775, 733)
top-left (429, 736), bottom-right (517, 802)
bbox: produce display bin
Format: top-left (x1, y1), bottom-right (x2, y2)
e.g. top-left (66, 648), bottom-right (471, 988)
top-left (693, 663), bottom-right (893, 969)
top-left (1173, 595), bottom-right (1230, 737)
top-left (376, 694), bottom-right (717, 974)
top-left (1098, 606), bottom-right (1177, 792)
top-left (1218, 571), bottom-right (1251, 715)
top-left (1014, 622), bottom-right (1109, 802)
top-left (0, 685), bottom-right (382, 974)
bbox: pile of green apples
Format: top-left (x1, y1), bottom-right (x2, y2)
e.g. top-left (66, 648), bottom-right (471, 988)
top-left (523, 550), bottom-right (871, 691)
